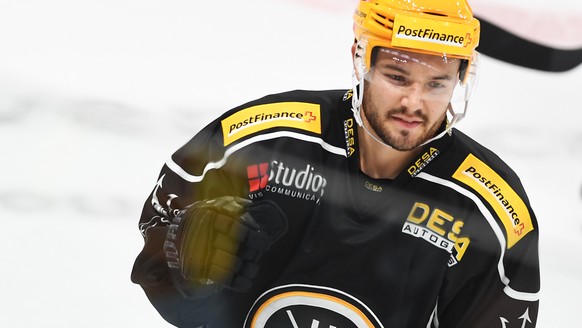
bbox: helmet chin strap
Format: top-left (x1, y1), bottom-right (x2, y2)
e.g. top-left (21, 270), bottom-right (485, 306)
top-left (351, 68), bottom-right (365, 127)
top-left (351, 76), bottom-right (395, 149)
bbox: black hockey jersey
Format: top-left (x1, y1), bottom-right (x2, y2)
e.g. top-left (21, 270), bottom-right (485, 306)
top-left (131, 89), bottom-right (540, 328)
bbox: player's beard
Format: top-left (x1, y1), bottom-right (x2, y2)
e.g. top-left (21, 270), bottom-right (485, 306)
top-left (361, 90), bottom-right (445, 151)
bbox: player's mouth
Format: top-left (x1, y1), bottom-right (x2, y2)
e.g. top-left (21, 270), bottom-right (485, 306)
top-left (392, 115), bottom-right (423, 129)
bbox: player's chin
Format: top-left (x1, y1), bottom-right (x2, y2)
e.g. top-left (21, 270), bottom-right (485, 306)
top-left (390, 131), bottom-right (428, 151)
top-left (387, 137), bottom-right (422, 151)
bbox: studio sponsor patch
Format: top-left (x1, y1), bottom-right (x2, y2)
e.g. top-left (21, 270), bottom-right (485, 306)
top-left (221, 102), bottom-right (321, 146)
top-left (247, 160), bottom-right (327, 203)
top-left (452, 154), bottom-right (533, 248)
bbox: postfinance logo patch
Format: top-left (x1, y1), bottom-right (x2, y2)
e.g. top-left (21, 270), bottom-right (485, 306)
top-left (392, 15), bottom-right (475, 57)
top-left (221, 102), bottom-right (321, 146)
top-left (453, 154), bottom-right (534, 249)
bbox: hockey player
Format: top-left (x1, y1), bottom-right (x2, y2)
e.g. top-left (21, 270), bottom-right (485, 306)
top-left (131, 0), bottom-right (540, 327)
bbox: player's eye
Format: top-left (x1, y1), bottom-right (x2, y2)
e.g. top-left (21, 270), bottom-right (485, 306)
top-left (386, 74), bottom-right (408, 86)
top-left (428, 81), bottom-right (445, 89)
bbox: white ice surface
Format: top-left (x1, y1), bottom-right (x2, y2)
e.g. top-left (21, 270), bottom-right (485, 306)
top-left (0, 0), bottom-right (580, 327)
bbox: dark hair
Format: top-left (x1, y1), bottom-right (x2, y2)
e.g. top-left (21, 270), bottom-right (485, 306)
top-left (370, 47), bottom-right (380, 67)
top-left (459, 59), bottom-right (469, 82)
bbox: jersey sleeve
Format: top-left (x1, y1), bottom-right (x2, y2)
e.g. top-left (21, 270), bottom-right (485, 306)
top-left (435, 152), bottom-right (541, 328)
top-left (130, 116), bottom-right (248, 327)
top-left (436, 224), bottom-right (540, 327)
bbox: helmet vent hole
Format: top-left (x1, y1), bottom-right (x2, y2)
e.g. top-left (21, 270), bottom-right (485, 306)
top-left (423, 11), bottom-right (446, 17)
top-left (373, 13), bottom-right (393, 28)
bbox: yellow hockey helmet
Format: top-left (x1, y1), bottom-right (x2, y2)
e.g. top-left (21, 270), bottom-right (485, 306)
top-left (353, 0), bottom-right (480, 81)
top-left (350, 0), bottom-right (482, 148)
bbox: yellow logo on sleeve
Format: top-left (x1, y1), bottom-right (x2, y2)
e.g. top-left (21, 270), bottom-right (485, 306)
top-left (452, 154), bottom-right (533, 249)
top-left (221, 102), bottom-right (321, 146)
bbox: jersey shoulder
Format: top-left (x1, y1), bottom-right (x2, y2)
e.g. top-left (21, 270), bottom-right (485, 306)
top-left (434, 129), bottom-right (537, 249)
top-left (170, 89), bottom-right (351, 172)
top-left (449, 129), bottom-right (523, 187)
top-left (217, 89), bottom-right (350, 147)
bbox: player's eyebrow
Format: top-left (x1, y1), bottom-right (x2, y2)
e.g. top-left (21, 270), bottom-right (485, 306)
top-left (378, 64), bottom-right (410, 75)
top-left (432, 74), bottom-right (454, 81)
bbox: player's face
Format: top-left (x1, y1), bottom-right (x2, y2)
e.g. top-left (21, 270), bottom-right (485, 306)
top-left (361, 47), bottom-right (461, 151)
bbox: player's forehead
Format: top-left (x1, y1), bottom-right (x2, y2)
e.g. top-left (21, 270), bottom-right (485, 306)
top-left (373, 47), bottom-right (461, 75)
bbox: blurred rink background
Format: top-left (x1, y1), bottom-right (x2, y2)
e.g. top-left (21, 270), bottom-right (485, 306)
top-left (0, 0), bottom-right (580, 326)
